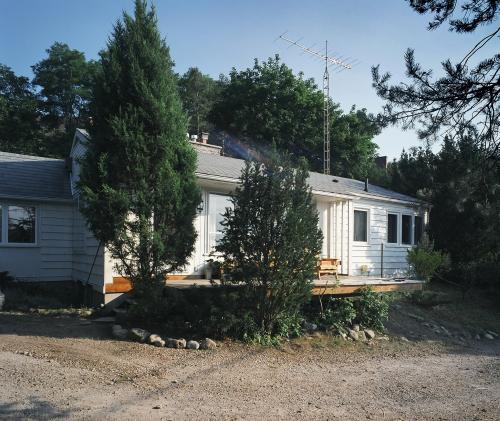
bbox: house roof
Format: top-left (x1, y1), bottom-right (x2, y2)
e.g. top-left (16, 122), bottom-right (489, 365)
top-left (0, 128), bottom-right (420, 205)
top-left (196, 151), bottom-right (422, 204)
top-left (0, 151), bottom-right (72, 202)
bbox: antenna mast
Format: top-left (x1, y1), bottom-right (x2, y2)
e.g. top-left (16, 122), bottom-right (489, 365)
top-left (279, 34), bottom-right (353, 175)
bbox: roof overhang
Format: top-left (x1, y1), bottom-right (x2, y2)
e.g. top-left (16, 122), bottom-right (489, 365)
top-left (0, 194), bottom-right (74, 204)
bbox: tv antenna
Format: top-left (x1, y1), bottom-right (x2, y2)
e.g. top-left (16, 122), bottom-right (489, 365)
top-left (278, 33), bottom-right (354, 175)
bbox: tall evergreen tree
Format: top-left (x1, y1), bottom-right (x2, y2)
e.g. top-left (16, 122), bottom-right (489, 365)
top-left (216, 151), bottom-right (323, 335)
top-left (79, 0), bottom-right (200, 295)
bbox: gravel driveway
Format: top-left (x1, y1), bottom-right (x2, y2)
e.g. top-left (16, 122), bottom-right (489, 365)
top-left (0, 311), bottom-right (499, 420)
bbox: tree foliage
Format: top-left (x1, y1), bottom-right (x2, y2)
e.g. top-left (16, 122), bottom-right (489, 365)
top-left (372, 1), bottom-right (499, 156)
top-left (389, 128), bottom-right (500, 289)
top-left (178, 67), bottom-right (220, 135)
top-left (79, 0), bottom-right (200, 294)
top-left (32, 42), bottom-right (99, 156)
top-left (0, 42), bottom-right (98, 157)
top-left (0, 65), bottom-right (44, 155)
top-left (211, 55), bottom-right (380, 175)
top-left (216, 151), bottom-right (323, 336)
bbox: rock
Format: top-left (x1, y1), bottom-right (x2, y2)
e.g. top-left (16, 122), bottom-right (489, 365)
top-left (475, 334), bottom-right (481, 341)
top-left (111, 324), bottom-right (128, 340)
top-left (148, 334), bottom-right (165, 347)
top-left (303, 321), bottom-right (318, 332)
top-left (376, 336), bottom-right (389, 341)
top-left (486, 330), bottom-right (498, 338)
top-left (165, 338), bottom-right (186, 349)
top-left (400, 336), bottom-right (410, 342)
top-left (348, 329), bottom-right (359, 341)
top-left (186, 340), bottom-right (200, 350)
top-left (484, 333), bottom-right (494, 340)
top-left (128, 328), bottom-right (150, 343)
top-left (200, 338), bottom-right (217, 350)
top-left (364, 329), bottom-right (375, 340)
top-left (352, 324), bottom-right (360, 332)
top-left (357, 330), bottom-right (367, 341)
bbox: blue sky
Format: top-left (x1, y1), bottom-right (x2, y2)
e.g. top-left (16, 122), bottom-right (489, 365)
top-left (1, 0), bottom-right (494, 159)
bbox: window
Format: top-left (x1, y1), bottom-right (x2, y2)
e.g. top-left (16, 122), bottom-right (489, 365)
top-left (387, 213), bottom-right (398, 243)
top-left (208, 194), bottom-right (232, 250)
top-left (414, 215), bottom-right (423, 244)
top-left (8, 206), bottom-right (36, 243)
top-left (401, 214), bottom-right (412, 245)
top-left (354, 210), bottom-right (368, 242)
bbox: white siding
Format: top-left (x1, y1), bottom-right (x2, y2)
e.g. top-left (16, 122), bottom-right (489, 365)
top-left (71, 204), bottom-right (105, 290)
top-left (0, 201), bottom-right (74, 282)
top-left (350, 198), bottom-right (425, 277)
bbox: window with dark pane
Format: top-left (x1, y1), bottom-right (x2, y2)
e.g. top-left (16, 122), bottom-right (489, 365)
top-left (414, 215), bottom-right (423, 244)
top-left (387, 213), bottom-right (398, 243)
top-left (354, 210), bottom-right (368, 242)
top-left (8, 206), bottom-right (36, 243)
top-left (402, 214), bottom-right (412, 245)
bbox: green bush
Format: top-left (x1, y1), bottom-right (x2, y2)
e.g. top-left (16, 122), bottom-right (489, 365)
top-left (216, 151), bottom-right (323, 338)
top-left (321, 298), bottom-right (356, 332)
top-left (407, 233), bottom-right (448, 282)
top-left (355, 286), bottom-right (390, 330)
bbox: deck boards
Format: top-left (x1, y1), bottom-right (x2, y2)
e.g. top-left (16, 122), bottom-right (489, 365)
top-left (105, 275), bottom-right (423, 295)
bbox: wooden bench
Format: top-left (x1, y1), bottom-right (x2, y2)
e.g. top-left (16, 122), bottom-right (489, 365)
top-left (317, 258), bottom-right (341, 281)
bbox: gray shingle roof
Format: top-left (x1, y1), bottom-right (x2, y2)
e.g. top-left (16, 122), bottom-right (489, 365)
top-left (0, 152), bottom-right (72, 201)
top-left (0, 146), bottom-right (420, 204)
top-left (196, 151), bottom-right (421, 204)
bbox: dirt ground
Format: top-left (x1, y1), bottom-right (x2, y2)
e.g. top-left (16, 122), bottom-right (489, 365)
top-left (0, 297), bottom-right (499, 420)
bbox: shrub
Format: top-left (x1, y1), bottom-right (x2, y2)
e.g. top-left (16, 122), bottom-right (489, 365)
top-left (407, 233), bottom-right (448, 282)
top-left (321, 298), bottom-right (356, 332)
top-left (355, 286), bottom-right (390, 330)
top-left (216, 151), bottom-right (323, 338)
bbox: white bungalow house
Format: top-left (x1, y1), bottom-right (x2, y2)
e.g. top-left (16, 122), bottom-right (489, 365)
top-left (0, 129), bottom-right (427, 303)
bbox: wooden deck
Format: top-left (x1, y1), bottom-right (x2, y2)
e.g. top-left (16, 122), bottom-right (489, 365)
top-left (106, 275), bottom-right (422, 295)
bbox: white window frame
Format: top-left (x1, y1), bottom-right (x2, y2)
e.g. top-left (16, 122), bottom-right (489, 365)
top-left (385, 209), bottom-right (426, 248)
top-left (206, 192), bottom-right (232, 254)
top-left (353, 207), bottom-right (370, 245)
top-left (0, 202), bottom-right (39, 247)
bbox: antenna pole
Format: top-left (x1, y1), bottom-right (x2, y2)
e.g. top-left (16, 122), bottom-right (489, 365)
top-left (323, 40), bottom-right (330, 175)
top-left (278, 34), bottom-right (353, 175)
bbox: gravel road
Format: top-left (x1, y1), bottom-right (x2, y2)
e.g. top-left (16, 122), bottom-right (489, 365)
top-left (0, 312), bottom-right (499, 420)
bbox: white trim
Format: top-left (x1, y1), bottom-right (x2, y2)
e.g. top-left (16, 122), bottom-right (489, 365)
top-left (0, 202), bottom-right (38, 247)
top-left (352, 207), bottom-right (370, 245)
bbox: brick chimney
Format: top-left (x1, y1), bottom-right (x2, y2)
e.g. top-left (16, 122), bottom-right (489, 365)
top-left (188, 132), bottom-right (222, 155)
top-left (375, 156), bottom-right (388, 169)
